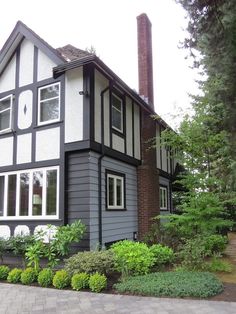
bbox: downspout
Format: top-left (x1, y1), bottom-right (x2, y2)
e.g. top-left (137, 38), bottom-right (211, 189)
top-left (98, 85), bottom-right (110, 248)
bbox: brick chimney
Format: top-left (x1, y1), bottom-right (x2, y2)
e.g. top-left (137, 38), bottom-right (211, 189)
top-left (137, 13), bottom-right (154, 109)
top-left (137, 13), bottom-right (159, 240)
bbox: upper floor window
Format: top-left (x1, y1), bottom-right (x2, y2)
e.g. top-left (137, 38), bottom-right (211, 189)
top-left (106, 171), bottom-right (125, 210)
top-left (0, 95), bottom-right (12, 133)
top-left (160, 186), bottom-right (168, 210)
top-left (111, 93), bottom-right (123, 133)
top-left (38, 83), bottom-right (60, 125)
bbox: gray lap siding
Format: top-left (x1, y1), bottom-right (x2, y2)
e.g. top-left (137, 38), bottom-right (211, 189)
top-left (66, 151), bottom-right (138, 250)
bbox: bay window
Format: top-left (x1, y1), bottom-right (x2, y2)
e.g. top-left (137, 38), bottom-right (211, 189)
top-left (0, 167), bottom-right (59, 219)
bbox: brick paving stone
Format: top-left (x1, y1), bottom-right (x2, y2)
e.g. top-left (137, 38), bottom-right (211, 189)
top-left (0, 283), bottom-right (236, 314)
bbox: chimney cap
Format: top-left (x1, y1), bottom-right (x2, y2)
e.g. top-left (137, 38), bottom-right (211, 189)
top-left (136, 13), bottom-right (152, 26)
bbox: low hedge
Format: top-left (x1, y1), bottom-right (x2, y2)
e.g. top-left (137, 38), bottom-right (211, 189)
top-left (114, 271), bottom-right (223, 298)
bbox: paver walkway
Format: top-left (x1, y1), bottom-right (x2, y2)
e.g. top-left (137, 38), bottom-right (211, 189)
top-left (0, 283), bottom-right (236, 314)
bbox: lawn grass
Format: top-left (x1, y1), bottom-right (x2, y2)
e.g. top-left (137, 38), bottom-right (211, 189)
top-left (114, 271), bottom-right (223, 298)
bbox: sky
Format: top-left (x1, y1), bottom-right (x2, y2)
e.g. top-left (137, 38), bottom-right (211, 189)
top-left (0, 0), bottom-right (200, 129)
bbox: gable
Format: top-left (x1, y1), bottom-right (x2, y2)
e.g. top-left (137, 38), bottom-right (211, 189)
top-left (0, 21), bottom-right (64, 81)
top-left (0, 54), bottom-right (16, 93)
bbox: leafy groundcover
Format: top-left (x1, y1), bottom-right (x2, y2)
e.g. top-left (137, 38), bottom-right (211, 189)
top-left (114, 271), bottom-right (223, 298)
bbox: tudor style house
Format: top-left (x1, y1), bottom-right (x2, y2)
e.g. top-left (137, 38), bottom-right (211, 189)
top-left (0, 14), bottom-right (177, 249)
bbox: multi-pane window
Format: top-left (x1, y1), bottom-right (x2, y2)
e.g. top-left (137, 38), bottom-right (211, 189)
top-left (107, 172), bottom-right (125, 210)
top-left (111, 93), bottom-right (123, 133)
top-left (38, 83), bottom-right (60, 124)
top-left (160, 186), bottom-right (168, 210)
top-left (0, 95), bottom-right (12, 132)
top-left (0, 167), bottom-right (59, 219)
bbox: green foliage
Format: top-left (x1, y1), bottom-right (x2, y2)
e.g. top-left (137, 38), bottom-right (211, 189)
top-left (111, 240), bottom-right (155, 279)
top-left (25, 241), bottom-right (45, 272)
top-left (89, 272), bottom-right (107, 293)
top-left (38, 268), bottom-right (54, 287)
top-left (149, 244), bottom-right (174, 268)
top-left (71, 273), bottom-right (90, 291)
top-left (206, 257), bottom-right (233, 273)
top-left (177, 236), bottom-right (210, 271)
top-left (114, 271), bottom-right (223, 298)
top-left (0, 265), bottom-right (10, 280)
top-left (52, 270), bottom-right (70, 289)
top-left (20, 267), bottom-right (37, 285)
top-left (8, 235), bottom-right (35, 257)
top-left (204, 234), bottom-right (228, 255)
top-left (51, 220), bottom-right (86, 257)
top-left (7, 268), bottom-right (22, 283)
top-left (65, 250), bottom-right (114, 276)
top-left (0, 238), bottom-right (8, 263)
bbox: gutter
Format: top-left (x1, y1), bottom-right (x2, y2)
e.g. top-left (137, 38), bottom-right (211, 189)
top-left (98, 85), bottom-right (110, 248)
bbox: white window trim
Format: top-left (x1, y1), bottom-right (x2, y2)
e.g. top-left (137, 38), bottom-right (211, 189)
top-left (0, 95), bottom-right (13, 133)
top-left (107, 173), bottom-right (124, 210)
top-left (160, 186), bottom-right (168, 210)
top-left (38, 82), bottom-right (60, 126)
top-left (111, 93), bottom-right (123, 133)
top-left (0, 166), bottom-right (59, 220)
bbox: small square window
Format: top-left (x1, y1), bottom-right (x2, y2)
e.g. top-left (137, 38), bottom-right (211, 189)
top-left (106, 171), bottom-right (125, 210)
top-left (38, 83), bottom-right (60, 125)
top-left (160, 186), bottom-right (168, 210)
top-left (0, 95), bottom-right (12, 132)
top-left (111, 93), bottom-right (123, 133)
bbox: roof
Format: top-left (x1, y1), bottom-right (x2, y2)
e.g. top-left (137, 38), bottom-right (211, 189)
top-left (56, 44), bottom-right (91, 62)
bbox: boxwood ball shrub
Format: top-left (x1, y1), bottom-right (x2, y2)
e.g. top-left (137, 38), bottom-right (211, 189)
top-left (71, 273), bottom-right (90, 291)
top-left (53, 270), bottom-right (70, 289)
top-left (149, 244), bottom-right (174, 267)
top-left (38, 268), bottom-right (54, 287)
top-left (65, 250), bottom-right (114, 276)
top-left (20, 268), bottom-right (38, 285)
top-left (89, 272), bottom-right (107, 293)
top-left (7, 268), bottom-right (23, 283)
top-left (114, 271), bottom-right (223, 298)
top-left (111, 240), bottom-right (155, 278)
top-left (0, 265), bottom-right (10, 280)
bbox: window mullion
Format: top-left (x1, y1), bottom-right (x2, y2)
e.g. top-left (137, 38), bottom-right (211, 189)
top-left (29, 172), bottom-right (33, 217)
top-left (42, 170), bottom-right (47, 217)
top-left (15, 173), bottom-right (20, 217)
top-left (3, 175), bottom-right (8, 217)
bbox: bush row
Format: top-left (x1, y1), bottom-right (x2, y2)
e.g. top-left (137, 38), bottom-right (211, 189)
top-left (0, 266), bottom-right (107, 293)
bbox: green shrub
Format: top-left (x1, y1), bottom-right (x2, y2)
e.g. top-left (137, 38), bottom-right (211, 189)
top-left (0, 238), bottom-right (8, 263)
top-left (206, 257), bottom-right (233, 273)
top-left (0, 265), bottom-right (10, 280)
top-left (114, 271), bottom-right (223, 298)
top-left (89, 272), bottom-right (107, 293)
top-left (52, 270), bottom-right (70, 289)
top-left (177, 236), bottom-right (210, 270)
top-left (71, 273), bottom-right (90, 291)
top-left (7, 268), bottom-right (23, 283)
top-left (150, 244), bottom-right (174, 268)
top-left (65, 250), bottom-right (114, 276)
top-left (111, 240), bottom-right (155, 278)
top-left (20, 268), bottom-right (37, 285)
top-left (203, 235), bottom-right (228, 255)
top-left (38, 268), bottom-right (54, 287)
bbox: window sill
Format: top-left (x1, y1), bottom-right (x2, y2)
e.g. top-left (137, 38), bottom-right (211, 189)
top-left (34, 120), bottom-right (63, 129)
top-left (112, 127), bottom-right (125, 138)
top-left (106, 208), bottom-right (127, 211)
top-left (0, 217), bottom-right (61, 221)
top-left (0, 129), bottom-right (15, 136)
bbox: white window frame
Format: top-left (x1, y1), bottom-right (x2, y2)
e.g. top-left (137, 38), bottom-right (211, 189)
top-left (111, 93), bottom-right (123, 133)
top-left (107, 173), bottom-right (124, 210)
top-left (0, 166), bottom-right (59, 220)
top-left (0, 95), bottom-right (13, 133)
top-left (160, 186), bottom-right (168, 210)
top-left (38, 82), bottom-right (60, 126)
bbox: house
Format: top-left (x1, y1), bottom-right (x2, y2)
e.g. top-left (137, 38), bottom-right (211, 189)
top-left (0, 14), bottom-right (177, 249)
